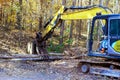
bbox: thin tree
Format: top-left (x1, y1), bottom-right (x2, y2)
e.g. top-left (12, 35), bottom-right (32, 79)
top-left (9, 0), bottom-right (14, 29)
top-left (99, 0), bottom-right (103, 6)
top-left (115, 0), bottom-right (119, 13)
top-left (38, 0), bottom-right (44, 30)
top-left (68, 0), bottom-right (76, 47)
top-left (59, 0), bottom-right (66, 45)
top-left (16, 0), bottom-right (22, 29)
top-left (86, 0), bottom-right (93, 49)
top-left (105, 0), bottom-right (109, 7)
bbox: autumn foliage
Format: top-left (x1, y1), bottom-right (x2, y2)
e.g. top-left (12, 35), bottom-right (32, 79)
top-left (0, 0), bottom-right (120, 53)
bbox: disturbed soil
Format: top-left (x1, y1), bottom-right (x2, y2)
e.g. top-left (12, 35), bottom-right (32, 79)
top-left (0, 59), bottom-right (114, 80)
top-left (0, 46), bottom-right (118, 80)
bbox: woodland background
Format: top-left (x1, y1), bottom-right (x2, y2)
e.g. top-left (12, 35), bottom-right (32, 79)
top-left (0, 0), bottom-right (120, 53)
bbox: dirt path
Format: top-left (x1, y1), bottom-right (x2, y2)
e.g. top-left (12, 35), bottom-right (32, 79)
top-left (0, 59), bottom-right (115, 80)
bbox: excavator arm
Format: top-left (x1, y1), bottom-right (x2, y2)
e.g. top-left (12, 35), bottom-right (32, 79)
top-left (42, 5), bottom-right (112, 42)
top-left (27, 5), bottom-right (112, 55)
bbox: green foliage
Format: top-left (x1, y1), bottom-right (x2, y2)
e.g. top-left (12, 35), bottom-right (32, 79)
top-left (13, 2), bottom-right (20, 12)
top-left (65, 39), bottom-right (73, 45)
top-left (47, 39), bottom-right (73, 53)
top-left (47, 30), bottom-right (73, 53)
top-left (47, 40), bottom-right (64, 53)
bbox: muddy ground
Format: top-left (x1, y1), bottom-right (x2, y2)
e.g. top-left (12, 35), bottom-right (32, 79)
top-left (0, 59), bottom-right (116, 80)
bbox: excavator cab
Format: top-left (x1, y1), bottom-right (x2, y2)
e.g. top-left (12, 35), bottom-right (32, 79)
top-left (88, 14), bottom-right (120, 59)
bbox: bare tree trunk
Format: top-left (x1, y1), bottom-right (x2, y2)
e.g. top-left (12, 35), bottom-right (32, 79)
top-left (16, 0), bottom-right (22, 29)
top-left (39, 17), bottom-right (42, 30)
top-left (39, 0), bottom-right (44, 30)
top-left (59, 0), bottom-right (66, 45)
top-left (3, 1), bottom-right (9, 29)
top-left (0, 6), bottom-right (2, 27)
top-left (86, 0), bottom-right (93, 49)
top-left (99, 0), bottom-right (103, 6)
top-left (68, 0), bottom-right (76, 47)
top-left (76, 0), bottom-right (83, 47)
top-left (1, 2), bottom-right (4, 28)
top-left (105, 0), bottom-right (109, 7)
top-left (9, 0), bottom-right (14, 29)
top-left (78, 0), bottom-right (82, 40)
top-left (89, 0), bottom-right (93, 5)
top-left (115, 0), bottom-right (119, 13)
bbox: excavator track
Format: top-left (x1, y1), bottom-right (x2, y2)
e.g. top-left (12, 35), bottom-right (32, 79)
top-left (78, 57), bottom-right (120, 78)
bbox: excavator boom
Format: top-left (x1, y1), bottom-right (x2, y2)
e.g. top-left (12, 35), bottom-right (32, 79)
top-left (61, 6), bottom-right (112, 20)
top-left (42, 5), bottom-right (112, 42)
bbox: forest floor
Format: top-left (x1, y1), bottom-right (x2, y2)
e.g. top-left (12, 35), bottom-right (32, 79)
top-left (0, 59), bottom-right (113, 80)
top-left (0, 29), bottom-right (118, 80)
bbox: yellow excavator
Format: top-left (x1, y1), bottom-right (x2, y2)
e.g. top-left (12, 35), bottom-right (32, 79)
top-left (27, 5), bottom-right (112, 55)
top-left (27, 5), bottom-right (120, 78)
